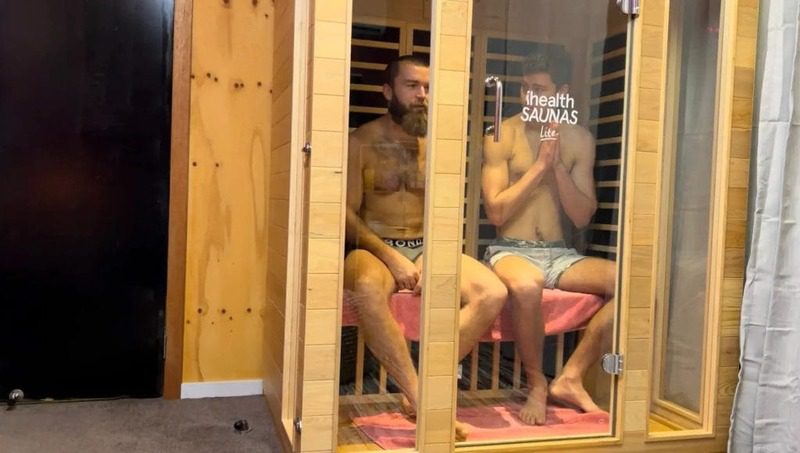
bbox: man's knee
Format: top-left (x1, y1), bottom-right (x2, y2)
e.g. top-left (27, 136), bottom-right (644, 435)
top-left (504, 273), bottom-right (545, 304)
top-left (344, 250), bottom-right (393, 305)
top-left (466, 278), bottom-right (507, 315)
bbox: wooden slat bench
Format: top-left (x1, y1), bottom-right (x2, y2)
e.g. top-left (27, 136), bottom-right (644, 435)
top-left (341, 290), bottom-right (604, 395)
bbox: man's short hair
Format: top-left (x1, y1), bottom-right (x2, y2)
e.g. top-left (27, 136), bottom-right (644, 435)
top-left (384, 55), bottom-right (430, 86)
top-left (522, 47), bottom-right (572, 87)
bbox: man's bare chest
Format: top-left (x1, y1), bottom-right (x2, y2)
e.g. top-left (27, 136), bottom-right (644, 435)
top-left (364, 144), bottom-right (426, 193)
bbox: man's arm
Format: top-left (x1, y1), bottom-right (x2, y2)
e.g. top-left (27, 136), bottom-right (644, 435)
top-left (345, 133), bottom-right (419, 290)
top-left (481, 122), bottom-right (551, 227)
top-left (552, 130), bottom-right (598, 228)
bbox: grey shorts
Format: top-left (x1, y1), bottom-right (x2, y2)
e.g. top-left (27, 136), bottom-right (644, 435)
top-left (384, 237), bottom-right (424, 263)
top-left (484, 237), bottom-right (586, 288)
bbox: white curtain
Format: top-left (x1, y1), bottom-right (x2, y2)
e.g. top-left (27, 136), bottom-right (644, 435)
top-left (729, 1), bottom-right (800, 452)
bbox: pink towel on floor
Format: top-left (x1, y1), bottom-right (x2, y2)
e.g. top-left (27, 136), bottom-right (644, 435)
top-left (342, 289), bottom-right (605, 339)
top-left (350, 403), bottom-right (610, 450)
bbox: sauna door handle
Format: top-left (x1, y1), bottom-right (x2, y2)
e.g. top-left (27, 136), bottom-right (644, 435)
top-left (485, 75), bottom-right (503, 142)
top-left (616, 0), bottom-right (639, 15)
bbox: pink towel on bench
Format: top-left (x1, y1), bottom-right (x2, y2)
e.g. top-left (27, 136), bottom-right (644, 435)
top-left (350, 403), bottom-right (610, 450)
top-left (342, 289), bottom-right (605, 340)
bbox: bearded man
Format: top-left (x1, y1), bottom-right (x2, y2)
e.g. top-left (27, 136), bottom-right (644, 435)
top-left (344, 55), bottom-right (508, 441)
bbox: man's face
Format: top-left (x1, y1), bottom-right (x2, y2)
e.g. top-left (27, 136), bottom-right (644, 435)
top-left (520, 72), bottom-right (558, 102)
top-left (385, 62), bottom-right (430, 137)
top-left (520, 72), bottom-right (569, 127)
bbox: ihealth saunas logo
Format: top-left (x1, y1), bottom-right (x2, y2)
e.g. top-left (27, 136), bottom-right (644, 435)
top-left (521, 91), bottom-right (579, 125)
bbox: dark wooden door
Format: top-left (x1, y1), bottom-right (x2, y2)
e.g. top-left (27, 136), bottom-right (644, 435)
top-left (0, 0), bottom-right (173, 399)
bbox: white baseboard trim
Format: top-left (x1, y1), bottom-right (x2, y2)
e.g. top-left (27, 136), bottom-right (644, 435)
top-left (180, 379), bottom-right (263, 399)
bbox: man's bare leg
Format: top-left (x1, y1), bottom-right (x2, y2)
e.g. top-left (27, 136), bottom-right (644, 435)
top-left (344, 250), bottom-right (419, 412)
top-left (493, 256), bottom-right (548, 425)
top-left (449, 254), bottom-right (507, 439)
top-left (457, 254), bottom-right (508, 359)
top-left (550, 257), bottom-right (616, 413)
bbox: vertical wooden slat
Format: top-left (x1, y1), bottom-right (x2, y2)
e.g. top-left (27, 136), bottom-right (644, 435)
top-left (491, 342), bottom-right (501, 390)
top-left (555, 334), bottom-right (565, 378)
top-left (379, 366), bottom-right (388, 394)
top-left (300, 0), bottom-right (352, 450)
top-left (513, 346), bottom-right (522, 390)
top-left (417, 0), bottom-right (472, 450)
top-left (164, 0), bottom-right (193, 400)
top-left (355, 329), bottom-right (365, 395)
top-left (470, 347), bottom-right (479, 391)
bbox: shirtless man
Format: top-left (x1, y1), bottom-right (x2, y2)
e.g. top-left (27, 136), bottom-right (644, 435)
top-left (481, 49), bottom-right (615, 424)
top-left (344, 55), bottom-right (508, 440)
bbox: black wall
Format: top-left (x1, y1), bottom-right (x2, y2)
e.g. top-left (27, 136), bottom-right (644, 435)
top-left (0, 0), bottom-right (173, 398)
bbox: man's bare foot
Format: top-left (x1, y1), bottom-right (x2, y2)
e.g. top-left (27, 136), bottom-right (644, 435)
top-left (455, 420), bottom-right (470, 441)
top-left (549, 375), bottom-right (602, 413)
top-left (519, 372), bottom-right (548, 425)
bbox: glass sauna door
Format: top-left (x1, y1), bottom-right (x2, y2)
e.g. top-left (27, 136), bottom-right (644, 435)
top-left (334, 0), bottom-right (635, 449)
top-left (455, 0), bottom-right (631, 446)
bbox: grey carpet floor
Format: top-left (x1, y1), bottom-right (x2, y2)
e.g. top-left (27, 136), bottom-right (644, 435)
top-left (0, 396), bottom-right (284, 453)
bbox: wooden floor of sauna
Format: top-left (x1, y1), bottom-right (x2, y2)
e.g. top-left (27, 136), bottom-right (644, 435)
top-left (337, 391), bottom-right (686, 451)
top-left (337, 390), bottom-right (595, 451)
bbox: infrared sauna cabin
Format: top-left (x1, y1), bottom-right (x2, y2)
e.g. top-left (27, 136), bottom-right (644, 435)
top-left (257, 0), bottom-right (757, 451)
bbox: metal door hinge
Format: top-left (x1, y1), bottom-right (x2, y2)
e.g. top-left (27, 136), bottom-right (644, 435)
top-left (293, 417), bottom-right (303, 434)
top-left (302, 142), bottom-right (312, 156)
top-left (601, 353), bottom-right (624, 375)
top-left (616, 0), bottom-right (639, 16)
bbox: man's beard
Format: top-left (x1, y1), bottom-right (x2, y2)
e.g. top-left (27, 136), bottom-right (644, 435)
top-left (388, 97), bottom-right (427, 137)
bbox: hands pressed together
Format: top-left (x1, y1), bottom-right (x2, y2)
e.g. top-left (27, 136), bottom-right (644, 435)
top-left (535, 122), bottom-right (563, 173)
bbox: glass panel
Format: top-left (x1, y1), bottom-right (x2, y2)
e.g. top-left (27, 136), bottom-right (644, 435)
top-left (655, 0), bottom-right (721, 422)
top-left (338, 2), bottom-right (431, 450)
top-left (457, 0), bottom-right (627, 445)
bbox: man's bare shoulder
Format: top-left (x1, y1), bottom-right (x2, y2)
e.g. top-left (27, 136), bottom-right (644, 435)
top-left (482, 116), bottom-right (521, 162)
top-left (560, 124), bottom-right (595, 157)
top-left (349, 116), bottom-right (388, 146)
top-left (501, 115), bottom-right (525, 131)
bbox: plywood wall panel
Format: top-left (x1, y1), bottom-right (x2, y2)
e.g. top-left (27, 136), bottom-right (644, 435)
top-left (184, 0), bottom-right (273, 383)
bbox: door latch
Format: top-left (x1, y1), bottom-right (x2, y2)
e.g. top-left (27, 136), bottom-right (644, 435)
top-left (616, 0), bottom-right (639, 16)
top-left (302, 142), bottom-right (312, 156)
top-left (601, 353), bottom-right (624, 375)
top-left (293, 417), bottom-right (303, 434)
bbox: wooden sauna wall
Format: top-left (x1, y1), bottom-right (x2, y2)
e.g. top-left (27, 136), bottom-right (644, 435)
top-left (264, 0), bottom-right (296, 439)
top-left (352, 0), bottom-right (431, 23)
top-left (248, 0), bottom-right (757, 450)
top-left (297, 0), bottom-right (354, 451)
top-left (181, 0), bottom-right (273, 384)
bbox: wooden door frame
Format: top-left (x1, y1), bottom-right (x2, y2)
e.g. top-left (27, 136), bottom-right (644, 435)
top-left (164, 0), bottom-right (193, 400)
